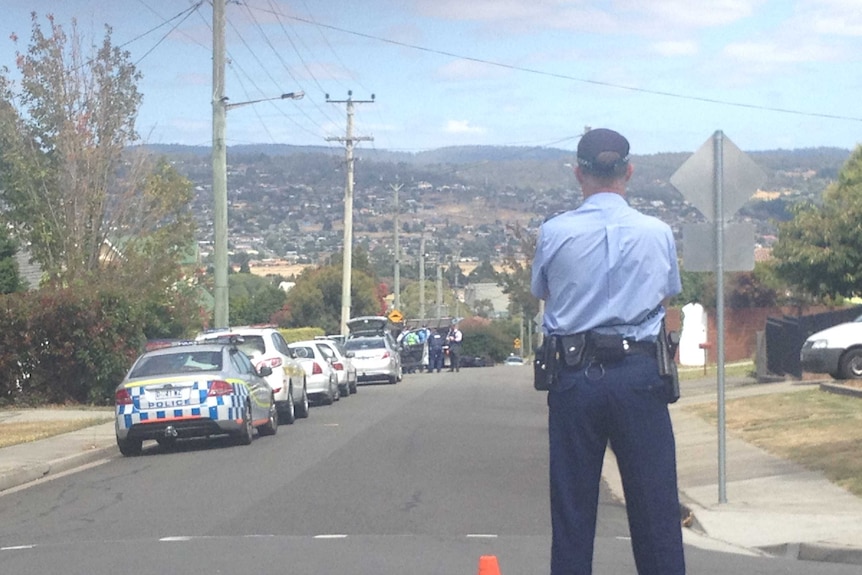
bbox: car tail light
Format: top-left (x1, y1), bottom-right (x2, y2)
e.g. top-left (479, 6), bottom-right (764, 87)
top-left (258, 357), bottom-right (283, 369)
top-left (208, 380), bottom-right (234, 397)
top-left (332, 361), bottom-right (344, 371)
top-left (312, 362), bottom-right (323, 375)
top-left (115, 388), bottom-right (133, 405)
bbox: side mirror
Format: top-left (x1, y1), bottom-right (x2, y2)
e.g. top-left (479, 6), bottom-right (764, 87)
top-left (258, 365), bottom-right (273, 377)
top-left (345, 351), bottom-right (355, 358)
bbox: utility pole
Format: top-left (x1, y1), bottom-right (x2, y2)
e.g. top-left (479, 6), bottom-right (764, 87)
top-left (419, 232), bottom-right (426, 319)
top-left (436, 259), bottom-right (443, 319)
top-left (212, 0), bottom-right (228, 328)
top-left (326, 91), bottom-right (374, 336)
top-left (391, 181), bottom-right (403, 311)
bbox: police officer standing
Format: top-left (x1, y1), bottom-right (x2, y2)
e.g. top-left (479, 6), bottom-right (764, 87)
top-left (427, 328), bottom-right (445, 373)
top-left (447, 321), bottom-right (463, 372)
top-left (531, 128), bottom-right (685, 575)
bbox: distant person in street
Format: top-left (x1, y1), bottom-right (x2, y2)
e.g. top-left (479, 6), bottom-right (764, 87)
top-left (428, 328), bottom-right (445, 373)
top-left (531, 128), bottom-right (685, 575)
top-left (447, 322), bottom-right (463, 372)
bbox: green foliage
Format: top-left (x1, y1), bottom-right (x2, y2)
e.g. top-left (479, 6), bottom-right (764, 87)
top-left (283, 264), bottom-right (382, 334)
top-left (0, 14), bottom-right (143, 283)
top-left (499, 223), bottom-right (539, 320)
top-left (467, 258), bottom-right (499, 282)
top-left (459, 317), bottom-right (519, 363)
top-left (0, 285), bottom-right (146, 406)
top-left (279, 326), bottom-right (326, 343)
top-left (0, 227), bottom-right (23, 294)
top-left (773, 145), bottom-right (862, 301)
top-left (229, 273), bottom-right (287, 326)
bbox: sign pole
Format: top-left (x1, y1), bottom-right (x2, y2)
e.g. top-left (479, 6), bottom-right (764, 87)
top-left (713, 131), bottom-right (728, 504)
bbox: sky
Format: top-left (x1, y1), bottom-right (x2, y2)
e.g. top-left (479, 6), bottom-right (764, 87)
top-left (2, 0), bottom-right (861, 156)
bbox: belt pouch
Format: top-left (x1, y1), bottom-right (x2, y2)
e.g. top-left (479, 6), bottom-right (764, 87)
top-left (586, 332), bottom-right (626, 363)
top-left (533, 339), bottom-right (556, 391)
top-left (559, 333), bottom-right (587, 367)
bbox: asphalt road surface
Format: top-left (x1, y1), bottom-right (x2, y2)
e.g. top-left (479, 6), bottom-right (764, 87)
top-left (0, 365), bottom-right (859, 574)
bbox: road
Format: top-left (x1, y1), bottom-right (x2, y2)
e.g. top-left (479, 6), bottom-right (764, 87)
top-left (0, 365), bottom-right (859, 574)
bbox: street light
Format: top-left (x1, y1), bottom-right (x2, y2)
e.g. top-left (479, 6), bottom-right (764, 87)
top-left (224, 91), bottom-right (305, 111)
top-left (211, 90), bottom-right (304, 328)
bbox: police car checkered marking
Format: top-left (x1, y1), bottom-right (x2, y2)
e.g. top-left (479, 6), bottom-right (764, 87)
top-left (116, 378), bottom-right (250, 431)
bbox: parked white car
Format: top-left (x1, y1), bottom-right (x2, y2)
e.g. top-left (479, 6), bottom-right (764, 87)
top-left (800, 315), bottom-right (862, 379)
top-left (288, 340), bottom-right (340, 405)
top-left (314, 337), bottom-right (358, 396)
top-left (196, 326), bottom-right (308, 422)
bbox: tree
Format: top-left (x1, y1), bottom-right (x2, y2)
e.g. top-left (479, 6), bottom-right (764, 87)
top-left (772, 146), bottom-right (862, 301)
top-left (283, 264), bottom-right (382, 333)
top-left (229, 273), bottom-right (287, 326)
top-left (468, 258), bottom-right (499, 283)
top-left (0, 14), bottom-right (143, 283)
top-left (498, 223), bottom-right (539, 323)
top-left (0, 226), bottom-right (23, 294)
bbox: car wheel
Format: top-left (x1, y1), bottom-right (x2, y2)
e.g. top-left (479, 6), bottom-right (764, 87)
top-left (295, 383), bottom-right (310, 418)
top-left (333, 378), bottom-right (341, 401)
top-left (280, 385), bottom-right (296, 425)
top-left (838, 349), bottom-right (862, 379)
top-left (338, 381), bottom-right (350, 397)
top-left (349, 376), bottom-right (357, 395)
top-left (258, 399), bottom-right (278, 436)
top-left (321, 381), bottom-right (335, 405)
top-left (234, 404), bottom-right (254, 445)
top-left (388, 374), bottom-right (397, 384)
top-left (396, 365), bottom-right (403, 382)
top-left (117, 436), bottom-right (142, 456)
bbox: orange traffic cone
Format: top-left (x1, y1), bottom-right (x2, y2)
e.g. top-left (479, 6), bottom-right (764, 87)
top-left (478, 555), bottom-right (501, 575)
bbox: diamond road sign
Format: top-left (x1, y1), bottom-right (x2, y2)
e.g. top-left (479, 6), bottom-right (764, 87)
top-left (670, 132), bottom-right (766, 221)
top-left (682, 222), bottom-right (755, 272)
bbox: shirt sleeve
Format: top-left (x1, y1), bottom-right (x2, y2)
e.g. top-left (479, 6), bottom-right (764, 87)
top-left (530, 228), bottom-right (548, 300)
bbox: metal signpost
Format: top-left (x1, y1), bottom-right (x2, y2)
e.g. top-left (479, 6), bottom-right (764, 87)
top-left (670, 131), bottom-right (766, 503)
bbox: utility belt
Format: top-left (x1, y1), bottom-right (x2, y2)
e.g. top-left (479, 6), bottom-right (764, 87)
top-left (534, 325), bottom-right (680, 403)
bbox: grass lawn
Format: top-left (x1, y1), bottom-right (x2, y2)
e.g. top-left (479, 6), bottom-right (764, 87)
top-left (686, 387), bottom-right (862, 497)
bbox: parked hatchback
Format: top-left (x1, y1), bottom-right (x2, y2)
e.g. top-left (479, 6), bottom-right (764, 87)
top-left (197, 326), bottom-right (308, 422)
top-left (288, 340), bottom-right (340, 405)
top-left (343, 335), bottom-right (402, 385)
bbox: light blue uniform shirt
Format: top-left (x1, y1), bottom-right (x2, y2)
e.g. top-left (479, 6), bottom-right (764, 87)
top-left (531, 192), bottom-right (681, 342)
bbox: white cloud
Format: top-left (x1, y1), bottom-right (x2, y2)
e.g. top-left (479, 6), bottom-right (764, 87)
top-left (444, 120), bottom-right (486, 135)
top-left (411, 0), bottom-right (762, 33)
top-left (723, 40), bottom-right (841, 65)
top-left (650, 40), bottom-right (699, 57)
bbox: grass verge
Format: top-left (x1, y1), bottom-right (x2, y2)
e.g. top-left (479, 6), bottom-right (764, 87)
top-left (0, 418), bottom-right (112, 448)
top-left (686, 388), bottom-right (862, 497)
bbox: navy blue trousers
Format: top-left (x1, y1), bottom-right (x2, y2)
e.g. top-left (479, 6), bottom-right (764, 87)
top-left (548, 353), bottom-right (685, 575)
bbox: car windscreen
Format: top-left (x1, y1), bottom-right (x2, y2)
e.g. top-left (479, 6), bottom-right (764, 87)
top-left (344, 337), bottom-right (385, 350)
top-left (130, 351), bottom-right (223, 378)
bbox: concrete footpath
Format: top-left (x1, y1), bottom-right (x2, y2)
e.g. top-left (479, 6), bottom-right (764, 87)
top-left (1, 377), bottom-right (862, 565)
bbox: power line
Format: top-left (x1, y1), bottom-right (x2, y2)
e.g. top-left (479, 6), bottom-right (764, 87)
top-left (266, 10), bottom-right (862, 124)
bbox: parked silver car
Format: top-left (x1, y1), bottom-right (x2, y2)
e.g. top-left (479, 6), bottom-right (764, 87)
top-left (343, 335), bottom-right (402, 385)
top-left (314, 337), bottom-right (358, 395)
top-left (288, 340), bottom-right (340, 405)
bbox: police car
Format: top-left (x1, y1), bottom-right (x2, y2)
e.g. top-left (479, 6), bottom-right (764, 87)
top-left (114, 340), bottom-right (277, 456)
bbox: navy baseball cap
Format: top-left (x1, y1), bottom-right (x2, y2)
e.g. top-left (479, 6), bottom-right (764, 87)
top-left (577, 128), bottom-right (630, 175)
